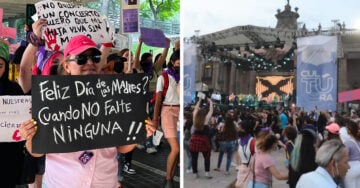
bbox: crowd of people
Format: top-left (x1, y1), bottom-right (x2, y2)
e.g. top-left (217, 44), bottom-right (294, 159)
top-left (184, 98), bottom-right (360, 188)
top-left (1, 16), bottom-right (180, 188)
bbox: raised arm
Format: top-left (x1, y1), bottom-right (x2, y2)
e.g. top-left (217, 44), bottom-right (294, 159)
top-left (192, 98), bottom-right (202, 123)
top-left (153, 37), bottom-right (171, 71)
top-left (19, 19), bottom-right (47, 93)
top-left (204, 98), bottom-right (213, 125)
top-left (133, 35), bottom-right (142, 71)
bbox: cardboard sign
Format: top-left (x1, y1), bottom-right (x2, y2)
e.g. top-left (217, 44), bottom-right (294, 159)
top-left (0, 96), bottom-right (32, 142)
top-left (35, 0), bottom-right (112, 51)
top-left (31, 74), bottom-right (150, 153)
top-left (140, 27), bottom-right (169, 48)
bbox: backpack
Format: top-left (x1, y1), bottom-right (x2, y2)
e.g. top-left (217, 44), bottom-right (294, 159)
top-left (150, 72), bottom-right (169, 104)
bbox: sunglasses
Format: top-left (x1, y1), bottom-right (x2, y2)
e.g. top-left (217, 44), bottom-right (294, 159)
top-left (66, 55), bottom-right (101, 65)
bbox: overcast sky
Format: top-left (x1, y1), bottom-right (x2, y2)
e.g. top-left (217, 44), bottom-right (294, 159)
top-left (182, 0), bottom-right (360, 37)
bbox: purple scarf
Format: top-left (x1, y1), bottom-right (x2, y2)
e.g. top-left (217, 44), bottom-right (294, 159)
top-left (166, 68), bottom-right (180, 83)
top-left (239, 134), bottom-right (252, 146)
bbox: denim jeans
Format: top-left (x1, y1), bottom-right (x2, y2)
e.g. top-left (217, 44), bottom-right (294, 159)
top-left (217, 140), bottom-right (236, 171)
top-left (145, 136), bottom-right (154, 148)
top-left (184, 139), bottom-right (192, 170)
top-left (117, 153), bottom-right (123, 179)
top-left (247, 181), bottom-right (269, 188)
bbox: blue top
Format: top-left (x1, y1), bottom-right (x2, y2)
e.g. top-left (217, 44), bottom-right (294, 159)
top-left (279, 113), bottom-right (288, 130)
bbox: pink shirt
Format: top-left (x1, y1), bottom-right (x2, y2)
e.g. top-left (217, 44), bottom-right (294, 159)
top-left (44, 147), bottom-right (118, 188)
top-left (254, 151), bottom-right (275, 185)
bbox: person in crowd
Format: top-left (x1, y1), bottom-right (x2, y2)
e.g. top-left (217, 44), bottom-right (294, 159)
top-left (183, 111), bottom-right (193, 174)
top-left (136, 35), bottom-right (171, 154)
top-left (118, 48), bottom-right (140, 74)
top-left (324, 123), bottom-right (341, 141)
top-left (102, 53), bottom-right (127, 184)
top-left (283, 126), bottom-right (297, 167)
top-left (152, 49), bottom-right (180, 188)
top-left (317, 111), bottom-right (328, 137)
top-left (288, 129), bottom-right (318, 188)
top-left (101, 53), bottom-right (125, 75)
top-left (343, 119), bottom-right (360, 188)
top-left (301, 115), bottom-right (317, 133)
top-left (279, 109), bottom-right (289, 134)
top-left (189, 98), bottom-right (213, 179)
top-left (296, 139), bottom-right (350, 188)
top-left (18, 18), bottom-right (65, 188)
top-left (213, 115), bottom-right (239, 175)
top-left (0, 39), bottom-right (27, 188)
top-left (235, 120), bottom-right (256, 188)
top-left (338, 115), bottom-right (351, 142)
top-left (248, 132), bottom-right (288, 188)
top-left (19, 35), bottom-right (156, 187)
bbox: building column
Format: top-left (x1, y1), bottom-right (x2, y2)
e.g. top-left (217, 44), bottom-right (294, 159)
top-left (337, 58), bottom-right (348, 112)
top-left (229, 62), bottom-right (236, 93)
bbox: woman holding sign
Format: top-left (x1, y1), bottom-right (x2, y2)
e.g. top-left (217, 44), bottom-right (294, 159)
top-left (0, 40), bottom-right (27, 187)
top-left (19, 35), bottom-right (156, 188)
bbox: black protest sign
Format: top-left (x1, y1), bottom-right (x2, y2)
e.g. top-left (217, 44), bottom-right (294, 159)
top-left (31, 74), bottom-right (150, 153)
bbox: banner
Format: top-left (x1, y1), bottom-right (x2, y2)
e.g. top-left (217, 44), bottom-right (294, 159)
top-left (296, 36), bottom-right (337, 112)
top-left (35, 0), bottom-right (113, 51)
top-left (184, 43), bottom-right (196, 105)
top-left (121, 0), bottom-right (139, 33)
top-left (31, 74), bottom-right (149, 153)
top-left (0, 96), bottom-right (32, 142)
top-left (338, 89), bottom-right (360, 103)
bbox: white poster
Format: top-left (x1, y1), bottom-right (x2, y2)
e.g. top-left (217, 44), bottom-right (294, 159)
top-left (0, 96), bottom-right (32, 142)
top-left (35, 0), bottom-right (113, 51)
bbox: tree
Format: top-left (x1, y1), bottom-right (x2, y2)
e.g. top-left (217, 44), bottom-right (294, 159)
top-left (140, 0), bottom-right (180, 21)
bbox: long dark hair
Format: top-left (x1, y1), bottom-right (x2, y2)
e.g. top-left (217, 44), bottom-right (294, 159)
top-left (222, 116), bottom-right (237, 141)
top-left (167, 49), bottom-right (180, 69)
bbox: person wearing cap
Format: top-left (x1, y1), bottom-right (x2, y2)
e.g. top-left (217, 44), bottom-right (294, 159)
top-left (0, 39), bottom-right (28, 187)
top-left (343, 119), bottom-right (360, 188)
top-left (19, 35), bottom-right (156, 188)
top-left (296, 139), bottom-right (350, 188)
top-left (325, 123), bottom-right (341, 141)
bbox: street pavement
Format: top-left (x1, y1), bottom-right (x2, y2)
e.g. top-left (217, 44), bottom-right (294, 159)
top-left (121, 140), bottom-right (180, 188)
top-left (184, 147), bottom-right (289, 188)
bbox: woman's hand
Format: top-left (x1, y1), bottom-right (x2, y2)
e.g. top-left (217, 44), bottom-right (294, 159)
top-left (145, 119), bottom-right (157, 138)
top-left (32, 18), bottom-right (47, 38)
top-left (19, 119), bottom-right (37, 141)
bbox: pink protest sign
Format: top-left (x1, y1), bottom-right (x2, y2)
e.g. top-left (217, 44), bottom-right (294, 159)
top-left (0, 8), bottom-right (17, 39)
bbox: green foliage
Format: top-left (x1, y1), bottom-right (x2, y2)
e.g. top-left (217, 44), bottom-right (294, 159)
top-left (140, 0), bottom-right (180, 21)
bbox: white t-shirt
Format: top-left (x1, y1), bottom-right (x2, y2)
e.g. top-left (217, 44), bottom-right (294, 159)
top-left (156, 73), bottom-right (179, 105)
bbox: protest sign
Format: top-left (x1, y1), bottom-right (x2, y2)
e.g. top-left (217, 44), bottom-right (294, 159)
top-left (0, 8), bottom-right (17, 39)
top-left (122, 9), bottom-right (139, 33)
top-left (121, 0), bottom-right (139, 33)
top-left (140, 27), bottom-right (169, 48)
top-left (31, 74), bottom-right (150, 153)
top-left (0, 96), bottom-right (32, 142)
top-left (35, 0), bottom-right (113, 51)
